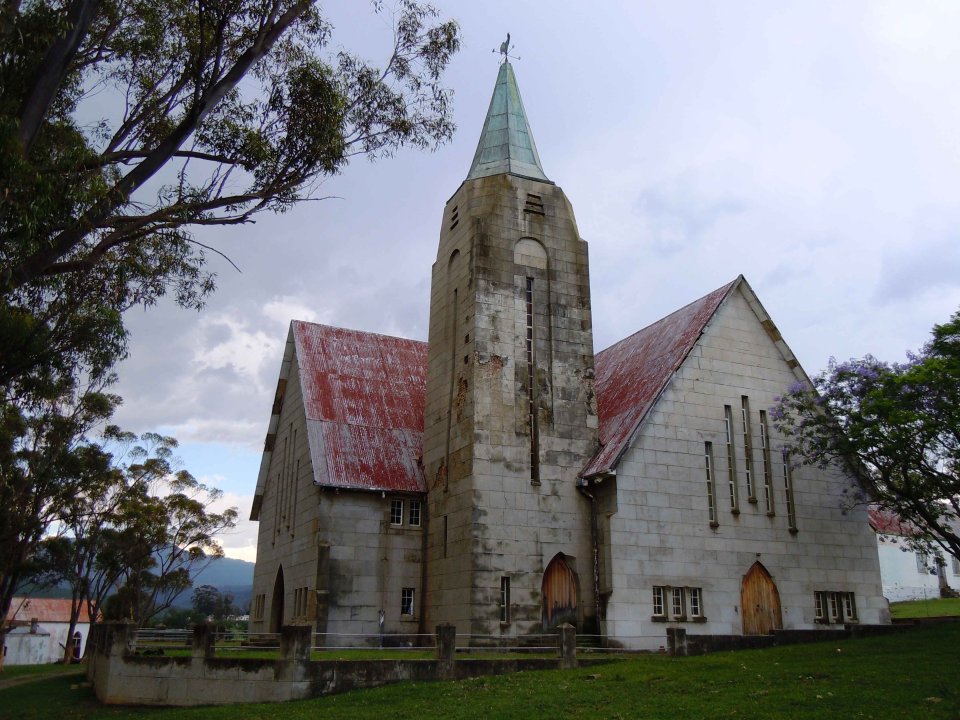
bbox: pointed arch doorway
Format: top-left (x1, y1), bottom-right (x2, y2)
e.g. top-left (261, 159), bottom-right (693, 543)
top-left (542, 554), bottom-right (578, 630)
top-left (270, 565), bottom-right (285, 633)
top-left (740, 562), bottom-right (782, 635)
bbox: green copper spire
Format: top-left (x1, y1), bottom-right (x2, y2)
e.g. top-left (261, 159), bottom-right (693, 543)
top-left (466, 61), bottom-right (549, 182)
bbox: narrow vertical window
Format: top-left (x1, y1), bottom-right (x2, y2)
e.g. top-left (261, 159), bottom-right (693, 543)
top-left (443, 515), bottom-right (448, 558)
top-left (689, 588), bottom-right (702, 618)
top-left (759, 410), bottom-right (775, 515)
top-left (526, 277), bottom-right (539, 483)
top-left (652, 586), bottom-right (665, 617)
top-left (671, 587), bottom-right (686, 619)
top-left (782, 449), bottom-right (798, 531)
top-left (390, 499), bottom-right (404, 526)
top-left (828, 592), bottom-right (840, 622)
top-left (401, 588), bottom-right (415, 616)
top-left (409, 500), bottom-right (422, 527)
top-left (741, 397), bottom-right (755, 501)
top-left (704, 442), bottom-right (718, 527)
top-left (843, 593), bottom-right (857, 622)
top-left (500, 577), bottom-right (511, 623)
top-left (814, 592), bottom-right (825, 621)
top-left (724, 406), bottom-right (740, 513)
top-left (444, 286), bottom-right (459, 491)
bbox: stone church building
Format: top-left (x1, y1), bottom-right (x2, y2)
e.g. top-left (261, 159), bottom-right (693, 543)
top-left (249, 61), bottom-right (888, 649)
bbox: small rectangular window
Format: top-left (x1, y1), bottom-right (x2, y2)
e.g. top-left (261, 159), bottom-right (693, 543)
top-left (401, 587), bottom-right (415, 616)
top-left (952, 555), bottom-right (960, 575)
top-left (443, 515), bottom-right (448, 557)
top-left (814, 591), bottom-right (825, 620)
top-left (409, 500), bottom-right (422, 527)
top-left (500, 577), bottom-right (511, 623)
top-left (652, 586), bottom-right (665, 617)
top-left (828, 592), bottom-right (840, 622)
top-left (390, 499), bottom-right (404, 526)
top-left (689, 588), bottom-right (702, 618)
top-left (842, 593), bottom-right (857, 622)
top-left (672, 587), bottom-right (686, 619)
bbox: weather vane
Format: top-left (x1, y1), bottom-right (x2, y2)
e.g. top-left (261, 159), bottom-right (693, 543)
top-left (493, 33), bottom-right (520, 63)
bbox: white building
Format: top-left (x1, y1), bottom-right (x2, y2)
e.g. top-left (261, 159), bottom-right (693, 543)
top-left (3, 597), bottom-right (92, 664)
top-left (870, 508), bottom-right (960, 603)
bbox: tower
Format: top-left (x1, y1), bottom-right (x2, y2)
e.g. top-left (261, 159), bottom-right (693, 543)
top-left (423, 60), bottom-right (599, 636)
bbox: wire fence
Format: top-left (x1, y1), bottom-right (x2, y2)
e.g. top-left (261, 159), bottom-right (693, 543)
top-left (132, 628), bottom-right (667, 658)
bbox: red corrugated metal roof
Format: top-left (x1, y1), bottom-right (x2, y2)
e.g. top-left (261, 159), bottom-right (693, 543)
top-left (293, 321), bottom-right (428, 493)
top-left (582, 280), bottom-right (736, 477)
top-left (868, 507), bottom-right (916, 537)
top-left (5, 597), bottom-right (95, 624)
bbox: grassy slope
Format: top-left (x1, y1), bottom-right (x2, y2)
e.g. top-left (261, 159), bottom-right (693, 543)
top-left (2, 624), bottom-right (957, 720)
top-left (889, 597), bottom-right (960, 618)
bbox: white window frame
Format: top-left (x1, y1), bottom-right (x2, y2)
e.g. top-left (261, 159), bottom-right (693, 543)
top-left (401, 587), bottom-right (415, 617)
top-left (500, 577), bottom-right (510, 623)
top-left (652, 586), bottom-right (665, 617)
top-left (390, 499), bottom-right (404, 526)
top-left (671, 587), bottom-right (686, 619)
top-left (688, 587), bottom-right (702, 618)
top-left (409, 499), bottom-right (422, 527)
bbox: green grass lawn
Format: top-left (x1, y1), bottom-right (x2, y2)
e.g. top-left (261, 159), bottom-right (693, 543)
top-left (0, 663), bottom-right (83, 680)
top-left (2, 624), bottom-right (957, 719)
top-left (889, 596), bottom-right (960, 618)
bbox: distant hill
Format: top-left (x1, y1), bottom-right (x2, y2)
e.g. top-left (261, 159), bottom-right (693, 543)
top-left (19, 552), bottom-right (254, 609)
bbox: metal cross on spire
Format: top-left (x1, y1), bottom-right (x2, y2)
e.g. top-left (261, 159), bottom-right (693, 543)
top-left (493, 32), bottom-right (521, 63)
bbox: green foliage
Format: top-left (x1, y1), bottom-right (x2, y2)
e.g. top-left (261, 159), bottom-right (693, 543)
top-left (191, 584), bottom-right (237, 621)
top-left (2, 625), bottom-right (960, 718)
top-left (775, 309), bottom-right (960, 561)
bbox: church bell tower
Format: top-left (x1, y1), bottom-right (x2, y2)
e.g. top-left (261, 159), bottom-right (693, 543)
top-left (423, 58), bottom-right (599, 636)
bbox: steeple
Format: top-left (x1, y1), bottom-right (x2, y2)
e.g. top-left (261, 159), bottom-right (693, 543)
top-left (466, 61), bottom-right (550, 182)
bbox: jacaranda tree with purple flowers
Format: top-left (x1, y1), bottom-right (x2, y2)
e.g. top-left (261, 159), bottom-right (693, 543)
top-left (774, 309), bottom-right (960, 562)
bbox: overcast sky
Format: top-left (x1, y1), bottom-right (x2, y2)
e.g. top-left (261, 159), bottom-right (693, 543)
top-left (109, 1), bottom-right (960, 562)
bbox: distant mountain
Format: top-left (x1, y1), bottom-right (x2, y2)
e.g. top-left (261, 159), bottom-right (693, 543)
top-left (17, 552), bottom-right (255, 608)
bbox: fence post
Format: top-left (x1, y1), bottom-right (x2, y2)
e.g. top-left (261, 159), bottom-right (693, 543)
top-left (557, 623), bottom-right (577, 669)
top-left (192, 623), bottom-right (216, 659)
top-left (436, 623), bottom-right (456, 678)
top-left (280, 625), bottom-right (313, 662)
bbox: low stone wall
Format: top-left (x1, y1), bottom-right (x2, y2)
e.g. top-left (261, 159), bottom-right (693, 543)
top-left (87, 622), bottom-right (589, 706)
top-left (666, 621), bottom-right (918, 656)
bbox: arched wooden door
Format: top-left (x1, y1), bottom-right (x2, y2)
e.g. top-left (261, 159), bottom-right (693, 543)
top-left (270, 565), bottom-right (285, 633)
top-left (741, 562), bottom-right (782, 635)
top-left (542, 554), bottom-right (578, 630)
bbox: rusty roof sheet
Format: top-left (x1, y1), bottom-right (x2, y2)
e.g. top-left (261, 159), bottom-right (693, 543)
top-left (868, 507), bottom-right (917, 537)
top-left (5, 597), bottom-right (96, 624)
top-left (582, 280), bottom-right (736, 478)
top-left (293, 321), bottom-right (428, 493)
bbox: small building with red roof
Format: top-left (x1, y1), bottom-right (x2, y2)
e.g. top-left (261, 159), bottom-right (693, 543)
top-left (3, 597), bottom-right (94, 665)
